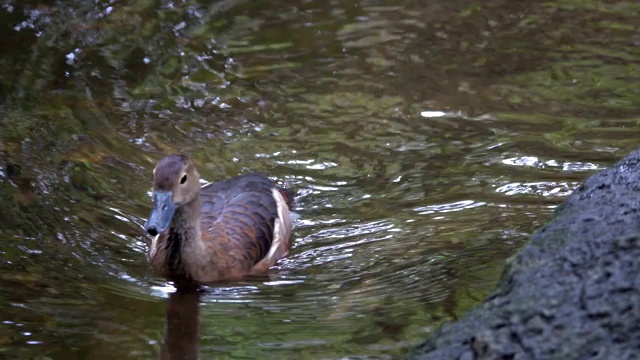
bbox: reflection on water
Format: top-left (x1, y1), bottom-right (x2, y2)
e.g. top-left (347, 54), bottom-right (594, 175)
top-left (1, 0), bottom-right (640, 358)
top-left (162, 290), bottom-right (200, 360)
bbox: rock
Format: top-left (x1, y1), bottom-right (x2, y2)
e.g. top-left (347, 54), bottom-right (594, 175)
top-left (407, 148), bottom-right (640, 360)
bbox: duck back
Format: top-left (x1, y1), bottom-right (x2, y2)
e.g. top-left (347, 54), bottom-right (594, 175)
top-left (199, 173), bottom-right (292, 269)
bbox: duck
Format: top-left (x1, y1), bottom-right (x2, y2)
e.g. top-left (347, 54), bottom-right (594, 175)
top-left (143, 154), bottom-right (294, 286)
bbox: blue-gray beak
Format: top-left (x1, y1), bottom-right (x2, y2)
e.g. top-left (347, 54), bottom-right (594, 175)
top-left (144, 191), bottom-right (177, 236)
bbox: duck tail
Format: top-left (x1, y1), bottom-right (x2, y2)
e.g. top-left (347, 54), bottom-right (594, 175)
top-left (277, 187), bottom-right (295, 210)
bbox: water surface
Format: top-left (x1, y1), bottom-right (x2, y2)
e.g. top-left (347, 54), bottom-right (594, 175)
top-left (1, 0), bottom-right (640, 358)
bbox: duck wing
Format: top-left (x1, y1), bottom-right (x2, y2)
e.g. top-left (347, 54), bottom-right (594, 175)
top-left (199, 173), bottom-right (293, 267)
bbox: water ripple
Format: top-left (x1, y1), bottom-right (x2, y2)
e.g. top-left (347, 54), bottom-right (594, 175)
top-left (1, 0), bottom-right (639, 359)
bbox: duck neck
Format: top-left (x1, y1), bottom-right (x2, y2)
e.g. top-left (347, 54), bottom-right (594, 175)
top-left (170, 196), bottom-right (201, 240)
top-left (166, 193), bottom-right (202, 278)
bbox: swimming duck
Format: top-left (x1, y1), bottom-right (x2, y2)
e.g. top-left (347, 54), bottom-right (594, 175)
top-left (144, 154), bottom-right (294, 285)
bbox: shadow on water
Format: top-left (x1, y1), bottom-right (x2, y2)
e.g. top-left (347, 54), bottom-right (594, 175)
top-left (1, 0), bottom-right (640, 358)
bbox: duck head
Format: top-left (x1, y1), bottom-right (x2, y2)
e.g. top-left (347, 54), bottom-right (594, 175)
top-left (144, 155), bottom-right (201, 236)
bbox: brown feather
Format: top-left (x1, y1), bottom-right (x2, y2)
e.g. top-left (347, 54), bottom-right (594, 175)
top-left (145, 155), bottom-right (294, 287)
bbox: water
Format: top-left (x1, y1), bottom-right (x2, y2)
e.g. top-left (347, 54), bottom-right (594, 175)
top-left (1, 0), bottom-right (640, 358)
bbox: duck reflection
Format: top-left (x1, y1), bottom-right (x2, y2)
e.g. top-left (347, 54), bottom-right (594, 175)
top-left (161, 288), bottom-right (201, 360)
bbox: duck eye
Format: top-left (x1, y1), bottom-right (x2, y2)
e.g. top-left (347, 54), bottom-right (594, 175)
top-left (180, 174), bottom-right (188, 184)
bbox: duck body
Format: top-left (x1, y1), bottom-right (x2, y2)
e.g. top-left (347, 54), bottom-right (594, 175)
top-left (144, 155), bottom-right (293, 286)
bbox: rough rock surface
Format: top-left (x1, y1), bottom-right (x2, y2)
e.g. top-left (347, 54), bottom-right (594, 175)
top-left (408, 149), bottom-right (640, 360)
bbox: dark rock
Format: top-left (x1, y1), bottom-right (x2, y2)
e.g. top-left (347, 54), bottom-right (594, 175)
top-left (408, 148), bottom-right (640, 360)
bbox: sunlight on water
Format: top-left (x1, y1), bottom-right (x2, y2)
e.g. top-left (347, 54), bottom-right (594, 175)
top-left (502, 156), bottom-right (605, 171)
top-left (414, 201), bottom-right (487, 215)
top-left (420, 110), bottom-right (463, 118)
top-left (495, 182), bottom-right (579, 197)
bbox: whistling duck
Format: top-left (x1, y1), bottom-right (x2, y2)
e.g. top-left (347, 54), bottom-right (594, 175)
top-left (143, 154), bottom-right (294, 285)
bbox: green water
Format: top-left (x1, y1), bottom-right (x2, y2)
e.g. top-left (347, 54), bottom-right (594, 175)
top-left (1, 0), bottom-right (640, 358)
